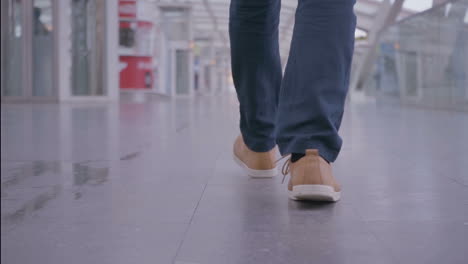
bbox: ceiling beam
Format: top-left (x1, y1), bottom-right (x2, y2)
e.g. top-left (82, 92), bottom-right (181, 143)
top-left (202, 0), bottom-right (228, 47)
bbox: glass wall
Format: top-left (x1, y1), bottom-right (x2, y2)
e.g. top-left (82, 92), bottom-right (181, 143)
top-left (175, 49), bottom-right (190, 94)
top-left (2, 0), bottom-right (117, 102)
top-left (368, 0), bottom-right (468, 111)
top-left (71, 0), bottom-right (106, 96)
top-left (159, 5), bottom-right (193, 96)
top-left (32, 0), bottom-right (54, 97)
top-left (1, 0), bottom-right (55, 99)
top-left (1, 0), bottom-right (25, 97)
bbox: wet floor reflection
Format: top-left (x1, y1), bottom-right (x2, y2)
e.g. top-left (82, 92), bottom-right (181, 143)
top-left (1, 160), bottom-right (112, 227)
top-left (1, 161), bottom-right (60, 189)
top-left (119, 151), bottom-right (141, 161)
top-left (0, 97), bottom-right (207, 230)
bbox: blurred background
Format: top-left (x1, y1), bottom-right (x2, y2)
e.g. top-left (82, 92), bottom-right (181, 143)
top-left (1, 1), bottom-right (468, 264)
top-left (1, 0), bottom-right (467, 107)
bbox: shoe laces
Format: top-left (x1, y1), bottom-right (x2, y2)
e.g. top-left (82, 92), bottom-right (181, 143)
top-left (275, 155), bottom-right (291, 184)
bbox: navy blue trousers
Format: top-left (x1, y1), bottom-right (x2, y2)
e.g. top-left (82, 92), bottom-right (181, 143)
top-left (229, 0), bottom-right (356, 162)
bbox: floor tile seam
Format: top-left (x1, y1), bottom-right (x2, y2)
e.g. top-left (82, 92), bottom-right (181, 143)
top-left (171, 148), bottom-right (223, 264)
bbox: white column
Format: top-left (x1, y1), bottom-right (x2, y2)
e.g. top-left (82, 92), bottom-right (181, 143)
top-left (105, 0), bottom-right (119, 101)
top-left (55, 0), bottom-right (72, 101)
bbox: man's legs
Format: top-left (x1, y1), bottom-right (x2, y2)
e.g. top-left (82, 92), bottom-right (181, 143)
top-left (276, 0), bottom-right (356, 162)
top-left (229, 0), bottom-right (282, 152)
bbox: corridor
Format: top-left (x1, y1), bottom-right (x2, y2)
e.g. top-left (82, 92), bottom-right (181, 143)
top-left (2, 95), bottom-right (467, 264)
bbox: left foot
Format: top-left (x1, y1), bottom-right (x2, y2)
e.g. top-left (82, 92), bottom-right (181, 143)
top-left (233, 135), bottom-right (278, 178)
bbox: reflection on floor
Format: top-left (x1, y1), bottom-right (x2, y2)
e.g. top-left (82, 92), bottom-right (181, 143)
top-left (1, 95), bottom-right (468, 264)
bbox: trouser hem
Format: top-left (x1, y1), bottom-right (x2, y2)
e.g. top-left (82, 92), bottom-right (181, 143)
top-left (241, 131), bottom-right (276, 153)
top-left (277, 139), bottom-right (340, 163)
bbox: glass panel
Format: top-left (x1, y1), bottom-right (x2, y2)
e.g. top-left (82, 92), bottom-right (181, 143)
top-left (204, 65), bottom-right (211, 92)
top-left (160, 7), bottom-right (190, 41)
top-left (403, 51), bottom-right (418, 97)
top-left (1, 0), bottom-right (24, 96)
top-left (166, 49), bottom-right (172, 95)
top-left (175, 49), bottom-right (189, 95)
top-left (32, 0), bottom-right (54, 96)
top-left (378, 49), bottom-right (399, 97)
top-left (71, 0), bottom-right (106, 96)
top-left (368, 0), bottom-right (468, 110)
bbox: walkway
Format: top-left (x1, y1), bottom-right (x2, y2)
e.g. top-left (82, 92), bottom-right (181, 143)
top-left (2, 95), bottom-right (467, 264)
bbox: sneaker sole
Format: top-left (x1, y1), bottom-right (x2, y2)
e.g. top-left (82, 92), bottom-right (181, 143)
top-left (233, 153), bottom-right (278, 178)
top-left (288, 185), bottom-right (341, 202)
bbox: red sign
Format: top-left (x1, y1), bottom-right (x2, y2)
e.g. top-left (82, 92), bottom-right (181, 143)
top-left (119, 0), bottom-right (137, 19)
top-left (120, 56), bottom-right (153, 89)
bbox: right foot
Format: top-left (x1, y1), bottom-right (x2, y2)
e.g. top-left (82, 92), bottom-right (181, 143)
top-left (233, 135), bottom-right (278, 178)
top-left (283, 149), bottom-right (341, 202)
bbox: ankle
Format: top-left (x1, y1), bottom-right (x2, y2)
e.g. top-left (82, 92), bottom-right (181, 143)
top-left (291, 152), bottom-right (330, 164)
top-left (291, 153), bottom-right (305, 163)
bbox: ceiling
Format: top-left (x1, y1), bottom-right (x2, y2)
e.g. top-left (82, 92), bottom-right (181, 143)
top-left (191, 0), bottom-right (417, 54)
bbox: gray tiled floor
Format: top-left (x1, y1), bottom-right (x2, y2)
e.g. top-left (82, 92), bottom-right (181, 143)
top-left (1, 95), bottom-right (468, 264)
